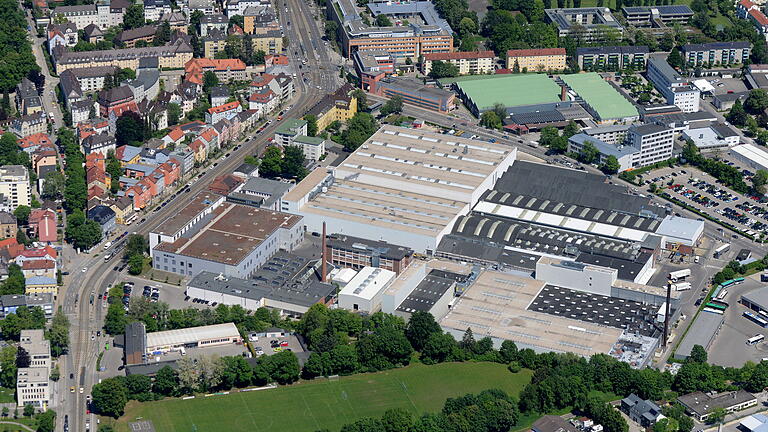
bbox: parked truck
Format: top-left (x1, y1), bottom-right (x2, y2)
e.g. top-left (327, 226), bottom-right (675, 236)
top-left (671, 282), bottom-right (692, 291)
top-left (669, 269), bottom-right (691, 281)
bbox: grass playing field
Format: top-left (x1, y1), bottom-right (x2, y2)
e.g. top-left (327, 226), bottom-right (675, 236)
top-left (114, 362), bottom-right (533, 432)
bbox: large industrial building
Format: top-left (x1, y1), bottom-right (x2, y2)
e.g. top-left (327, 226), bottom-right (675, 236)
top-left (338, 266), bottom-right (397, 313)
top-left (561, 73), bottom-right (639, 122)
top-left (730, 144), bottom-right (768, 172)
top-left (186, 252), bottom-right (336, 316)
top-left (150, 191), bottom-right (303, 278)
top-left (449, 74), bottom-right (566, 117)
top-left (436, 161), bottom-right (704, 272)
top-left (145, 323), bottom-right (241, 355)
top-left (283, 125), bottom-right (517, 253)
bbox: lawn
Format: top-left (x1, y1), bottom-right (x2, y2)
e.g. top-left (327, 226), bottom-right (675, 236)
top-left (0, 387), bottom-right (15, 404)
top-left (115, 362), bottom-right (533, 432)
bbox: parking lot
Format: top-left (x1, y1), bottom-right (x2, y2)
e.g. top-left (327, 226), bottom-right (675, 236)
top-left (648, 166), bottom-right (768, 238)
top-left (248, 333), bottom-right (304, 358)
top-left (705, 275), bottom-right (768, 367)
top-left (122, 276), bottom-right (204, 311)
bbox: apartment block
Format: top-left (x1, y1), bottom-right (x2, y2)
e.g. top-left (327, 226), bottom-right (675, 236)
top-left (544, 8), bottom-right (624, 42)
top-left (576, 45), bottom-right (649, 70)
top-left (422, 51), bottom-right (495, 75)
top-left (681, 42), bottom-right (751, 66)
top-left (0, 166), bottom-right (31, 211)
top-left (568, 123), bottom-right (674, 171)
top-left (647, 56), bottom-right (700, 113)
top-left (52, 37), bottom-right (193, 73)
top-left (16, 368), bottom-right (49, 408)
top-left (304, 83), bottom-right (358, 131)
top-left (622, 5), bottom-right (693, 27)
top-left (505, 48), bottom-right (566, 71)
top-left (19, 330), bottom-right (51, 371)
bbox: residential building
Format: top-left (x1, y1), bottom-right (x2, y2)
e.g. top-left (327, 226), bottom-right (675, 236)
top-left (188, 0), bottom-right (216, 15)
top-left (422, 51), bottom-right (495, 75)
top-left (51, 0), bottom-right (130, 30)
top-left (184, 58), bottom-right (248, 85)
top-left (149, 192), bottom-right (303, 278)
top-left (206, 101), bottom-right (242, 124)
top-left (115, 25), bottom-right (158, 48)
top-left (505, 48), bottom-right (566, 72)
top-left (232, 163), bottom-right (259, 179)
top-left (568, 123), bottom-right (675, 171)
top-left (200, 14), bottom-right (228, 37)
top-left (620, 394), bottom-right (665, 427)
top-left (15, 79), bottom-right (42, 117)
top-left (248, 88), bottom-right (278, 114)
top-left (647, 56), bottom-right (700, 112)
top-left (738, 0), bottom-right (768, 36)
top-left (0, 294), bottom-right (54, 319)
top-left (304, 84), bottom-right (358, 131)
top-left (87, 205), bottom-right (116, 235)
top-left (677, 390), bottom-right (757, 422)
top-left (274, 118), bottom-right (307, 147)
top-left (10, 112), bottom-right (47, 138)
top-left (243, 5), bottom-right (279, 34)
top-left (292, 135), bottom-right (326, 161)
top-left (158, 11), bottom-right (187, 33)
top-left (0, 212), bottom-right (16, 238)
top-left (326, 234), bottom-right (413, 274)
top-left (622, 5), bottom-right (693, 27)
top-left (16, 368), bottom-right (49, 408)
top-left (210, 86), bottom-right (230, 107)
top-left (248, 29), bottom-right (283, 54)
top-left (28, 209), bottom-right (57, 243)
top-left (109, 196), bottom-right (136, 225)
top-left (372, 77), bottom-right (454, 112)
top-left (327, 0), bottom-right (453, 61)
top-left (52, 37), bottom-right (193, 74)
top-left (46, 22), bottom-right (78, 56)
top-left (681, 41), bottom-right (751, 66)
top-left (82, 23), bottom-right (104, 43)
top-left (124, 59), bottom-right (161, 102)
top-left (98, 85), bottom-right (138, 118)
top-left (19, 330), bottom-right (51, 371)
top-left (0, 166), bottom-right (31, 210)
top-left (576, 45), bottom-right (649, 70)
top-left (544, 8), bottom-right (624, 42)
top-left (226, 0), bottom-right (265, 17)
top-left (143, 0), bottom-right (172, 22)
top-left (81, 133), bottom-right (116, 157)
top-left (58, 66), bottom-right (119, 110)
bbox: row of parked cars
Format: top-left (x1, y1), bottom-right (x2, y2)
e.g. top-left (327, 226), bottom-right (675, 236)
top-left (670, 184), bottom-right (719, 208)
top-left (687, 178), bottom-right (740, 202)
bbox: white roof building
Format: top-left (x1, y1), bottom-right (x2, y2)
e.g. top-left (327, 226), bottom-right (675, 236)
top-left (145, 323), bottom-right (241, 353)
top-left (338, 266), bottom-right (396, 313)
top-left (731, 144), bottom-right (768, 172)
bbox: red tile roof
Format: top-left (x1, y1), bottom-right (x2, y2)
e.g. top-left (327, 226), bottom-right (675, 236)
top-left (424, 50), bottom-right (495, 61)
top-left (184, 58), bottom-right (247, 84)
top-left (751, 8), bottom-right (768, 25)
top-left (249, 89), bottom-right (276, 102)
top-left (167, 127), bottom-right (184, 142)
top-left (207, 101), bottom-right (240, 115)
top-left (22, 259), bottom-right (55, 270)
top-left (506, 48), bottom-right (566, 57)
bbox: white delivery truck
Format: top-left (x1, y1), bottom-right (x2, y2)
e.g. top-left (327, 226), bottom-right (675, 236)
top-left (672, 282), bottom-right (692, 291)
top-left (669, 269), bottom-right (691, 282)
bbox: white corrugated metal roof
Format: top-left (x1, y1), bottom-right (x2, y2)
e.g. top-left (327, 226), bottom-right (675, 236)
top-left (146, 323), bottom-right (239, 349)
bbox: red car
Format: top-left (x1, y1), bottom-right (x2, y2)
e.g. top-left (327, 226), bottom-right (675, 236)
top-left (279, 341), bottom-right (289, 347)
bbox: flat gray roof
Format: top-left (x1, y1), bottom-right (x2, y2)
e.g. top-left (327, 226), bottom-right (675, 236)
top-left (674, 310), bottom-right (723, 360)
top-left (742, 287), bottom-right (768, 310)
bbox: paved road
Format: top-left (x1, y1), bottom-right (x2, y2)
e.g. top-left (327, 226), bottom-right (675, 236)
top-left (56, 2), bottom-right (341, 430)
top-left (22, 6), bottom-right (63, 130)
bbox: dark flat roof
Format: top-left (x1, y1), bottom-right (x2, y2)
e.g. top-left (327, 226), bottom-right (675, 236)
top-left (396, 271), bottom-right (456, 314)
top-left (528, 285), bottom-right (661, 336)
top-left (326, 234), bottom-right (413, 261)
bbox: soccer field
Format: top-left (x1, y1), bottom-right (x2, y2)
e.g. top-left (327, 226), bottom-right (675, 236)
top-left (115, 362), bottom-right (533, 432)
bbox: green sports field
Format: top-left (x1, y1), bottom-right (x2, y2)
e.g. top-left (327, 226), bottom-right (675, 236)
top-left (561, 73), bottom-right (638, 121)
top-left (453, 74), bottom-right (563, 112)
top-left (115, 362), bottom-right (532, 432)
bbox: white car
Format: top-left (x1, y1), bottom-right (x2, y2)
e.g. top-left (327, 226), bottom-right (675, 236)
top-left (81, 267), bottom-right (87, 273)
top-left (79, 387), bottom-right (84, 394)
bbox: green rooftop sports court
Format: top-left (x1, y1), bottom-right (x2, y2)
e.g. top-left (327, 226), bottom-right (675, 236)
top-left (452, 74), bottom-right (563, 115)
top-left (561, 73), bottom-right (638, 121)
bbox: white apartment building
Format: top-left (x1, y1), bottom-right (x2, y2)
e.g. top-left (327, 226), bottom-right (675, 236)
top-left (625, 124), bottom-right (675, 166)
top-left (647, 56), bottom-right (701, 113)
top-left (0, 166), bottom-right (31, 211)
top-left (292, 135), bottom-right (326, 161)
top-left (670, 86), bottom-right (701, 113)
top-left (19, 330), bottom-right (51, 371)
top-left (16, 368), bottom-right (50, 408)
top-left (422, 51), bottom-right (496, 76)
top-left (53, 0), bottom-right (128, 30)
